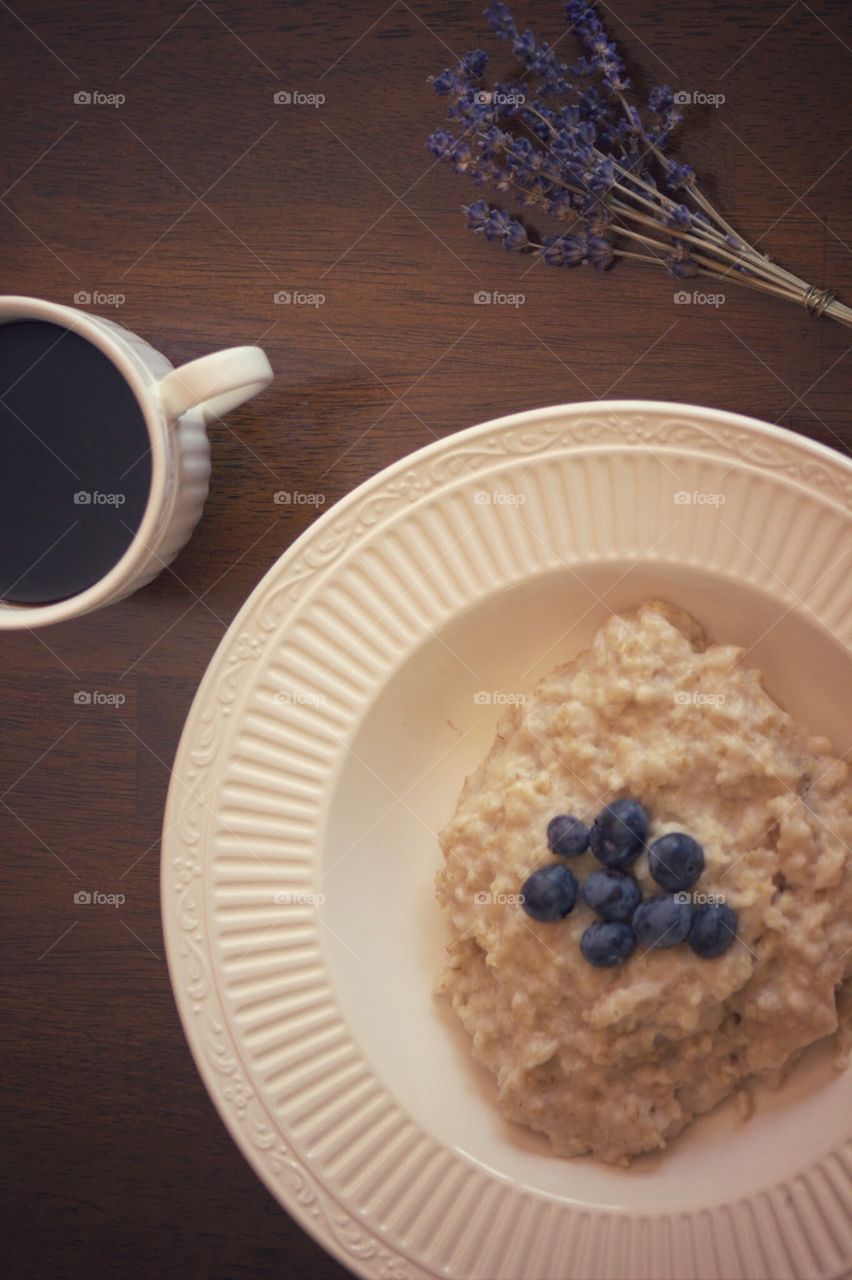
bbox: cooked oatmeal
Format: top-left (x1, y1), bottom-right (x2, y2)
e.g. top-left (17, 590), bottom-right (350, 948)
top-left (436, 601), bottom-right (852, 1163)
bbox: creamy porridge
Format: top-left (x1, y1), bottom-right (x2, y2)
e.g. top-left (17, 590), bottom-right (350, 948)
top-left (435, 601), bottom-right (852, 1164)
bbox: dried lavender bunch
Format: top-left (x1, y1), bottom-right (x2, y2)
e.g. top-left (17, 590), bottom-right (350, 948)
top-left (426, 1), bottom-right (851, 328)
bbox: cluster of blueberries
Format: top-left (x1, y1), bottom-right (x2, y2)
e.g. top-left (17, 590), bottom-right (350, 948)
top-left (519, 798), bottom-right (739, 968)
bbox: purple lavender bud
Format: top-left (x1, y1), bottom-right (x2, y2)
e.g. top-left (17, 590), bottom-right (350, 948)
top-left (429, 69), bottom-right (456, 97)
top-left (586, 156), bottom-right (615, 196)
top-left (425, 128), bottom-right (454, 159)
top-left (485, 0), bottom-right (517, 39)
top-left (547, 191), bottom-right (575, 220)
top-left (542, 233), bottom-right (585, 266)
top-left (503, 219), bottom-right (529, 251)
top-left (667, 161), bottom-right (696, 191)
top-left (451, 143), bottom-right (473, 174)
top-left (463, 200), bottom-right (491, 231)
top-left (585, 235), bottom-right (614, 270)
top-left (484, 207), bottom-right (511, 241)
top-left (655, 106), bottom-right (683, 142)
top-left (667, 256), bottom-right (698, 279)
top-left (463, 49), bottom-right (489, 78)
top-left (480, 124), bottom-right (506, 154)
top-left (493, 81), bottom-right (526, 117)
top-left (584, 206), bottom-right (611, 236)
top-left (603, 70), bottom-right (631, 96)
top-left (649, 85), bottom-right (674, 114)
top-left (666, 202), bottom-right (692, 230)
top-left (513, 28), bottom-right (536, 59)
top-left (565, 1), bottom-right (595, 27)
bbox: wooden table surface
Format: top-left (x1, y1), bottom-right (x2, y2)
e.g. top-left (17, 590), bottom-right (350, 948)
top-left (2, 1), bottom-right (850, 1277)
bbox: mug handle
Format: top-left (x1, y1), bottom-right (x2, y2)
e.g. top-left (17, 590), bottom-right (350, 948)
top-left (157, 346), bottom-right (273, 424)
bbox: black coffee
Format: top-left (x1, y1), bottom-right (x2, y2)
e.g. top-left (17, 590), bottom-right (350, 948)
top-left (0, 319), bottom-right (152, 604)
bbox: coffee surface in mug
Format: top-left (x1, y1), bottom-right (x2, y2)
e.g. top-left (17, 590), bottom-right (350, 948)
top-left (0, 319), bottom-right (152, 603)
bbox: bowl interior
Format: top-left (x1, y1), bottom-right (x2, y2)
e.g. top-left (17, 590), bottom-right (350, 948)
top-left (322, 560), bottom-right (851, 1211)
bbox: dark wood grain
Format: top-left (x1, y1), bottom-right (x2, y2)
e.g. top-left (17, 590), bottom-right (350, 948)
top-left (1, 2), bottom-right (850, 1278)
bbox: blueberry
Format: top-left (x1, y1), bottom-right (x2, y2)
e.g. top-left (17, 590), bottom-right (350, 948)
top-left (648, 832), bottom-right (704, 892)
top-left (521, 863), bottom-right (578, 923)
top-left (581, 869), bottom-right (641, 922)
top-left (546, 813), bottom-right (589, 858)
top-left (689, 903), bottom-right (738, 958)
top-left (632, 893), bottom-right (692, 950)
top-left (580, 921), bottom-right (636, 968)
top-left (589, 797), bottom-right (648, 870)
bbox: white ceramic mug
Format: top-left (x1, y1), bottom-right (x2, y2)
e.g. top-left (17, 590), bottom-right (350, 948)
top-left (0, 295), bottom-right (273, 629)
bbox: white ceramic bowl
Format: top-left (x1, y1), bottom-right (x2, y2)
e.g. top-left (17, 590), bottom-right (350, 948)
top-left (162, 401), bottom-right (852, 1280)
